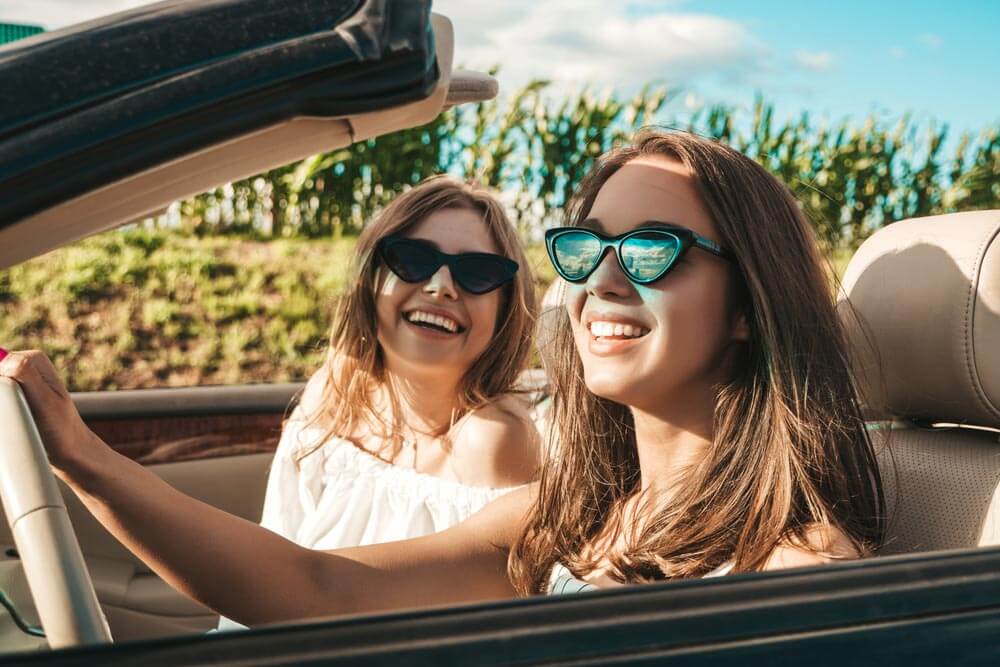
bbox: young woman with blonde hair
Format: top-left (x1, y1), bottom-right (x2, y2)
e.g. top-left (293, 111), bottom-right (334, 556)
top-left (1, 130), bottom-right (884, 625)
top-left (185, 176), bottom-right (539, 630)
top-left (259, 175), bottom-right (540, 554)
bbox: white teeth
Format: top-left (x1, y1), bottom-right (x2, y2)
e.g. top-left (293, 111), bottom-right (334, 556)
top-left (588, 321), bottom-right (648, 338)
top-left (406, 310), bottom-right (459, 333)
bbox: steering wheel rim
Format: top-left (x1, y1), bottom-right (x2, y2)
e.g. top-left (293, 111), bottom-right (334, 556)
top-left (0, 378), bottom-right (112, 648)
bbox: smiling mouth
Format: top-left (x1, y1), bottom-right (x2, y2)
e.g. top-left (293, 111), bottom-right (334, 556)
top-left (404, 309), bottom-right (465, 334)
top-left (588, 320), bottom-right (650, 341)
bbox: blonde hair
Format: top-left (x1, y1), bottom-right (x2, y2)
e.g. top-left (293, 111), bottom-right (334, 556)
top-left (509, 131), bottom-right (884, 593)
top-left (296, 176), bottom-right (537, 463)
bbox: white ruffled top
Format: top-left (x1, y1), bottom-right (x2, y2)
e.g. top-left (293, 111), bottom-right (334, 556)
top-left (259, 411), bottom-right (518, 550)
top-left (216, 412), bottom-right (518, 632)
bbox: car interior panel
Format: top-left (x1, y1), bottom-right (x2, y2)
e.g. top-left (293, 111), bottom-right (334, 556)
top-left (76, 383), bottom-right (300, 463)
top-left (1, 453), bottom-right (275, 643)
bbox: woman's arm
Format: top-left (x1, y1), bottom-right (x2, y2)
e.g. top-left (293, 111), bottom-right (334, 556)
top-left (0, 350), bottom-right (528, 626)
top-left (72, 442), bottom-right (527, 625)
top-left (313, 488), bottom-right (528, 618)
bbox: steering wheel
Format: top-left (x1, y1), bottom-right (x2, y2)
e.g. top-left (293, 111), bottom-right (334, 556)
top-left (0, 378), bottom-right (112, 648)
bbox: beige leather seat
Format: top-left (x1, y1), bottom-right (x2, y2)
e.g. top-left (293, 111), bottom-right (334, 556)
top-left (839, 210), bottom-right (1000, 555)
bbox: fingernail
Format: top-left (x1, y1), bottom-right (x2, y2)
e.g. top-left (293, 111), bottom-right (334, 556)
top-left (0, 348), bottom-right (8, 362)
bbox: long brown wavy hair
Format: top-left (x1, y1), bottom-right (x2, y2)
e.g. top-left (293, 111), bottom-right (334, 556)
top-left (296, 175), bottom-right (537, 463)
top-left (509, 130), bottom-right (885, 593)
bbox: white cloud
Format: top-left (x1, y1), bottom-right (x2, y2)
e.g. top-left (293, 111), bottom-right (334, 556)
top-left (888, 46), bottom-right (907, 59)
top-left (435, 0), bottom-right (769, 96)
top-left (918, 32), bottom-right (943, 48)
top-left (793, 50), bottom-right (834, 71)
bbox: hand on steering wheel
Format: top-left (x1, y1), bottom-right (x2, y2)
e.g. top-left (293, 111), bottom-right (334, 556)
top-left (0, 350), bottom-right (101, 475)
top-left (0, 348), bottom-right (112, 648)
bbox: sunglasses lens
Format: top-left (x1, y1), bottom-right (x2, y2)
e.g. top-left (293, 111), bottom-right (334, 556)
top-left (381, 239), bottom-right (439, 282)
top-left (452, 256), bottom-right (517, 294)
top-left (620, 232), bottom-right (681, 281)
top-left (551, 232), bottom-right (602, 281)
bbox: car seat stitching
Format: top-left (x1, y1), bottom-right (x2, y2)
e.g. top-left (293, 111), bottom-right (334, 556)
top-left (962, 221), bottom-right (1000, 421)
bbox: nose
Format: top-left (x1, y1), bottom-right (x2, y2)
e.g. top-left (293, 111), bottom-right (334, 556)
top-left (585, 248), bottom-right (633, 300)
top-left (424, 264), bottom-right (458, 300)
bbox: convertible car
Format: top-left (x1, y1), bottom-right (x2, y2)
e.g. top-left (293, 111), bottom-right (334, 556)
top-left (1, 0), bottom-right (999, 664)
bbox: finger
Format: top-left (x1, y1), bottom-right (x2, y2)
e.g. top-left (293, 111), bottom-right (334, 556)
top-left (21, 350), bottom-right (70, 399)
top-left (0, 351), bottom-right (62, 408)
top-left (0, 349), bottom-right (27, 378)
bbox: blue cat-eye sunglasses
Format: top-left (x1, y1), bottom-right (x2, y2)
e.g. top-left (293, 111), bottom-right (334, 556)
top-left (545, 224), bottom-right (736, 285)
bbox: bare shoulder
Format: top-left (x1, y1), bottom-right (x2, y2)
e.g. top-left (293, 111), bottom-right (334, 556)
top-left (764, 524), bottom-right (861, 571)
top-left (450, 394), bottom-right (542, 488)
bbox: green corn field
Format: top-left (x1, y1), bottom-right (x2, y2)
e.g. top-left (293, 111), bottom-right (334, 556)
top-left (173, 82), bottom-right (999, 253)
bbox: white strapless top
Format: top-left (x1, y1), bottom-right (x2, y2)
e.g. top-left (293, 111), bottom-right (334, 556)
top-left (260, 412), bottom-right (518, 549)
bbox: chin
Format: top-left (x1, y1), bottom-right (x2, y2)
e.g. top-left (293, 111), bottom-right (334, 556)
top-left (400, 350), bottom-right (463, 371)
top-left (583, 371), bottom-right (637, 404)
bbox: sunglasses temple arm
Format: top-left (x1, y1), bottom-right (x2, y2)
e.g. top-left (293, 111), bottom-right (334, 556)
top-left (694, 236), bottom-right (736, 262)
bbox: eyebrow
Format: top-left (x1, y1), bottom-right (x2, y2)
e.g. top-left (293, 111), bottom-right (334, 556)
top-left (639, 220), bottom-right (687, 231)
top-left (406, 236), bottom-right (442, 251)
top-left (404, 235), bottom-right (498, 256)
top-left (579, 218), bottom-right (688, 232)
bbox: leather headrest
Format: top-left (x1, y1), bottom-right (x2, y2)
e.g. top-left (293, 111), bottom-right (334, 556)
top-left (839, 210), bottom-right (1000, 427)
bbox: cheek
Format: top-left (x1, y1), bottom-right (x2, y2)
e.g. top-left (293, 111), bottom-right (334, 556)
top-left (376, 271), bottom-right (401, 301)
top-left (374, 275), bottom-right (407, 330)
top-left (565, 283), bottom-right (587, 331)
top-left (643, 277), bottom-right (734, 367)
top-left (467, 293), bottom-right (502, 346)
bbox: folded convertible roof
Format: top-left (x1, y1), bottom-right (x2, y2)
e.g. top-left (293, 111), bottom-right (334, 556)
top-left (0, 0), bottom-right (438, 230)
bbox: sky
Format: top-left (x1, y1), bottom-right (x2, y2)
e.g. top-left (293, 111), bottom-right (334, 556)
top-left (2, 0), bottom-right (998, 139)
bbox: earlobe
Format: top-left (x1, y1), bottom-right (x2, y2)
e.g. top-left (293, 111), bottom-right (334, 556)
top-left (731, 312), bottom-right (751, 342)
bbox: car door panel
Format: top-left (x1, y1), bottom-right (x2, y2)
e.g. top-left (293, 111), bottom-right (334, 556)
top-left (0, 455), bottom-right (275, 639)
top-left (18, 546), bottom-right (1000, 666)
top-left (1, 384), bottom-right (301, 640)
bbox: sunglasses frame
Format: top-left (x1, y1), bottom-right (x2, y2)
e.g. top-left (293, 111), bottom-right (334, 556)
top-left (377, 236), bottom-right (519, 295)
top-left (545, 224), bottom-right (736, 285)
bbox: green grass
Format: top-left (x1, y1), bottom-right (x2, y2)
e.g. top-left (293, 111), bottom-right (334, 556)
top-left (0, 231), bottom-right (358, 390)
